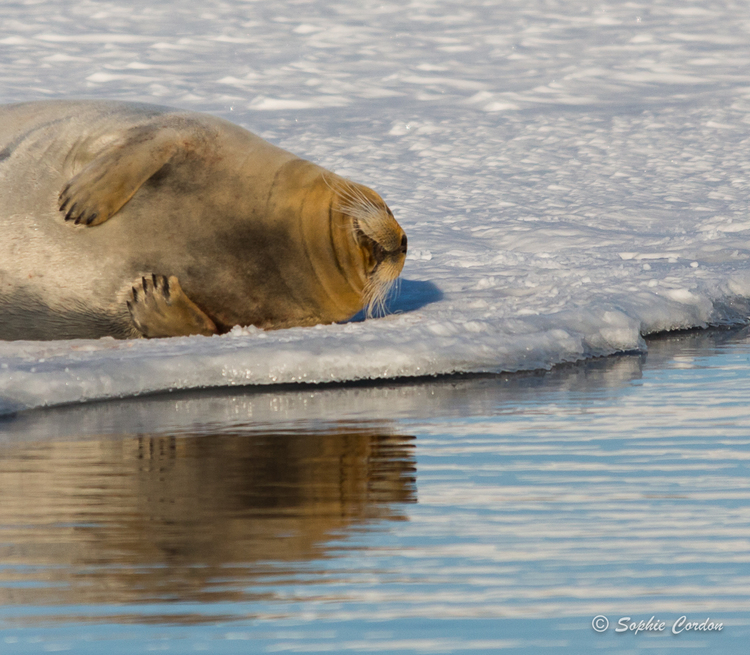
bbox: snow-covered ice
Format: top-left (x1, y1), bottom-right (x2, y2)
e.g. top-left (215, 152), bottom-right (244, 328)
top-left (3, 0), bottom-right (750, 412)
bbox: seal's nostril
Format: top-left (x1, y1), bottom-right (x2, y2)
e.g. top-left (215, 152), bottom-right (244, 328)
top-left (400, 234), bottom-right (408, 254)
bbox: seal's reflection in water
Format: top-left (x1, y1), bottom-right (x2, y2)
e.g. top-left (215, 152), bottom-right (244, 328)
top-left (2, 326), bottom-right (746, 627)
top-left (0, 426), bottom-right (416, 613)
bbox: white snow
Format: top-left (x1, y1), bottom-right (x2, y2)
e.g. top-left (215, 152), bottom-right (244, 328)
top-left (3, 0), bottom-right (750, 412)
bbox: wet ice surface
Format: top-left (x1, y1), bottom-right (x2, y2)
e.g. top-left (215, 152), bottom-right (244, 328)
top-left (4, 1), bottom-right (750, 409)
top-left (1, 328), bottom-right (750, 654)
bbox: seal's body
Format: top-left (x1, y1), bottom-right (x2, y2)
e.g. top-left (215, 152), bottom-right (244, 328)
top-left (0, 101), bottom-right (406, 340)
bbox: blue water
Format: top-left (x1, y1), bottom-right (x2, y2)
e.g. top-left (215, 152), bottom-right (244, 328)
top-left (1, 327), bottom-right (750, 654)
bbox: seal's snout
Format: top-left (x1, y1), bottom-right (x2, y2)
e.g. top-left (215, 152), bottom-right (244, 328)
top-left (328, 174), bottom-right (408, 318)
top-left (357, 220), bottom-right (406, 275)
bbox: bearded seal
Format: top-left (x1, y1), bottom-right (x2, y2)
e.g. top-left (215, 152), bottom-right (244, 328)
top-left (0, 100), bottom-right (407, 340)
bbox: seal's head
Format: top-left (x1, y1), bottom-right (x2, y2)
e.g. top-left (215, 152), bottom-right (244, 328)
top-left (328, 176), bottom-right (407, 317)
top-left (239, 158), bottom-right (407, 329)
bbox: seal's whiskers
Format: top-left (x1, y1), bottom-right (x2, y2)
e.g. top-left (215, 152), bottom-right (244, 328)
top-left (363, 259), bottom-right (401, 318)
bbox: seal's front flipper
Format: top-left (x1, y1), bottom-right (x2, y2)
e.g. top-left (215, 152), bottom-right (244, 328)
top-left (127, 274), bottom-right (217, 338)
top-left (59, 124), bottom-right (186, 226)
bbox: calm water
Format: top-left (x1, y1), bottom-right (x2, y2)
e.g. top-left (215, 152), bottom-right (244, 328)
top-left (1, 328), bottom-right (749, 654)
